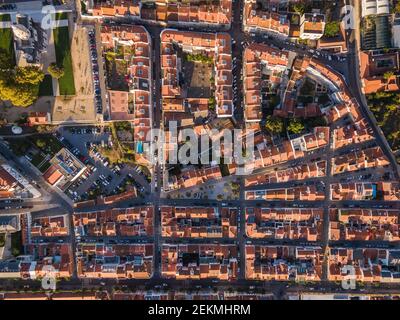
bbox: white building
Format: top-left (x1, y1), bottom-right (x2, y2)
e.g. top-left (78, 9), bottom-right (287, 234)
top-left (361, 0), bottom-right (389, 18)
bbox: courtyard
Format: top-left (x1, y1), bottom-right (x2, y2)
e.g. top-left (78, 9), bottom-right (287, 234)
top-left (181, 52), bottom-right (214, 98)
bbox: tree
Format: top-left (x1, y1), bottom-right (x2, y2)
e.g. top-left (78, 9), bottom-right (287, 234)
top-left (287, 118), bottom-right (305, 134)
top-left (14, 66), bottom-right (44, 85)
top-left (293, 3), bottom-right (305, 15)
top-left (0, 64), bottom-right (43, 107)
top-left (265, 115), bottom-right (284, 134)
top-left (0, 79), bottom-right (39, 107)
top-left (36, 125), bottom-right (53, 133)
top-left (383, 71), bottom-right (394, 82)
top-left (324, 21), bottom-right (340, 38)
top-left (36, 139), bottom-right (46, 149)
top-left (208, 96), bottom-right (216, 111)
top-left (47, 63), bottom-right (65, 79)
top-left (395, 2), bottom-right (400, 14)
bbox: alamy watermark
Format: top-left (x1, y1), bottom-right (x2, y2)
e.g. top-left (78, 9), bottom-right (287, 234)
top-left (41, 265), bottom-right (57, 291)
top-left (341, 265), bottom-right (356, 290)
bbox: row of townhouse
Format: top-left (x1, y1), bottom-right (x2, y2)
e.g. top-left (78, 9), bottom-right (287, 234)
top-left (245, 184), bottom-right (325, 201)
top-left (73, 206), bottom-right (154, 237)
top-left (161, 206), bottom-right (238, 238)
top-left (245, 207), bottom-right (323, 241)
top-left (76, 243), bottom-right (154, 279)
top-left (243, 43), bottom-right (289, 122)
top-left (245, 245), bottom-right (324, 281)
top-left (88, 0), bottom-right (232, 27)
top-left (243, 0), bottom-right (326, 41)
top-left (329, 208), bottom-right (400, 241)
top-left (330, 182), bottom-right (400, 201)
top-left (161, 244), bottom-right (238, 281)
top-left (100, 25), bottom-right (152, 150)
top-left (331, 146), bottom-right (390, 175)
top-left (245, 160), bottom-right (327, 187)
top-left (328, 248), bottom-right (400, 283)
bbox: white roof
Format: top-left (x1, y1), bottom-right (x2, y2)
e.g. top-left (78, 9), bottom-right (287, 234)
top-left (361, 0), bottom-right (389, 17)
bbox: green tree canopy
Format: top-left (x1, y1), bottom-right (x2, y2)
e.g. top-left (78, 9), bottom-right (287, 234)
top-left (324, 21), bottom-right (341, 38)
top-left (265, 115), bottom-right (284, 134)
top-left (293, 3), bottom-right (305, 15)
top-left (0, 64), bottom-right (45, 107)
top-left (287, 118), bottom-right (305, 134)
top-left (395, 2), bottom-right (400, 14)
top-left (47, 62), bottom-right (65, 79)
top-left (0, 79), bottom-right (39, 107)
top-left (383, 71), bottom-right (395, 81)
top-left (35, 138), bottom-right (46, 149)
top-left (14, 66), bottom-right (44, 85)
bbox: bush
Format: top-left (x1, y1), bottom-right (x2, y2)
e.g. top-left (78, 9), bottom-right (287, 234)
top-left (324, 21), bottom-right (340, 38)
top-left (287, 118), bottom-right (305, 134)
top-left (47, 63), bottom-right (65, 79)
top-left (265, 115), bottom-right (284, 134)
top-left (0, 65), bottom-right (44, 107)
top-left (36, 138), bottom-right (46, 149)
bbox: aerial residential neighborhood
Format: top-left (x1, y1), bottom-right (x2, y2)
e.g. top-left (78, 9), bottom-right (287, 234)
top-left (0, 0), bottom-right (400, 306)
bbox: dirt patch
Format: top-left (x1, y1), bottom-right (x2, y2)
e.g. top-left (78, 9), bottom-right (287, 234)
top-left (183, 60), bottom-right (213, 98)
top-left (51, 25), bottom-right (95, 123)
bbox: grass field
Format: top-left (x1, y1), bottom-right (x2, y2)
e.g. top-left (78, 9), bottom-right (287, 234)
top-left (0, 27), bottom-right (15, 66)
top-left (38, 74), bottom-right (54, 96)
top-left (54, 12), bottom-right (68, 20)
top-left (53, 26), bottom-right (76, 95)
top-left (0, 14), bottom-right (11, 22)
top-left (11, 231), bottom-right (22, 257)
top-left (0, 233), bottom-right (5, 247)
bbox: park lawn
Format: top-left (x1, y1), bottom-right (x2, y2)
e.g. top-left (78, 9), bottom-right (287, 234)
top-left (11, 231), bottom-right (22, 257)
top-left (0, 27), bottom-right (15, 66)
top-left (39, 160), bottom-right (51, 173)
top-left (0, 233), bottom-right (5, 247)
top-left (54, 12), bottom-right (68, 20)
top-left (53, 26), bottom-right (76, 95)
top-left (38, 74), bottom-right (54, 96)
top-left (30, 152), bottom-right (46, 168)
top-left (0, 14), bottom-right (11, 22)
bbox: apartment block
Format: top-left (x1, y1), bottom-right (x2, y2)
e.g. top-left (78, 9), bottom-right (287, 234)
top-left (161, 206), bottom-right (237, 238)
top-left (73, 206), bottom-right (154, 238)
top-left (245, 161), bottom-right (327, 187)
top-left (76, 243), bottom-right (153, 279)
top-left (161, 244), bottom-right (238, 281)
top-left (245, 207), bottom-right (323, 241)
top-left (332, 146), bottom-right (390, 175)
top-left (245, 245), bottom-right (323, 281)
top-left (245, 184), bottom-right (325, 201)
top-left (328, 248), bottom-right (400, 283)
top-left (329, 208), bottom-right (400, 241)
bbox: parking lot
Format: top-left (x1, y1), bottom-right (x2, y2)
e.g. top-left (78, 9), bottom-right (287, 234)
top-left (88, 29), bottom-right (103, 115)
top-left (57, 126), bottom-right (151, 202)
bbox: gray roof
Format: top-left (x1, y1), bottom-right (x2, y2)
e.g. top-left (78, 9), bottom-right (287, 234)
top-left (0, 215), bottom-right (18, 230)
